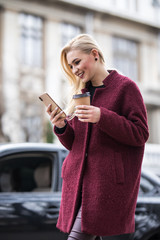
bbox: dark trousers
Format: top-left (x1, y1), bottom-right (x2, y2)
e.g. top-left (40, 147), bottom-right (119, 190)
top-left (67, 206), bottom-right (133, 240)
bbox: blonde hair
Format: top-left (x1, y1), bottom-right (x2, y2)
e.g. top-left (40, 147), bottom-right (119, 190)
top-left (61, 34), bottom-right (105, 114)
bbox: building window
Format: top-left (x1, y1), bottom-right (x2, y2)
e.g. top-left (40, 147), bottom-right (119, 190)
top-left (61, 22), bottom-right (82, 47)
top-left (112, 36), bottom-right (139, 81)
top-left (19, 13), bottom-right (43, 68)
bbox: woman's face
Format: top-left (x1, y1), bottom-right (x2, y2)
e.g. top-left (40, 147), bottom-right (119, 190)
top-left (66, 49), bottom-right (97, 84)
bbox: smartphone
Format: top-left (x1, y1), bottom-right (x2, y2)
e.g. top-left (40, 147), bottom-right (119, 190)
top-left (39, 92), bottom-right (66, 118)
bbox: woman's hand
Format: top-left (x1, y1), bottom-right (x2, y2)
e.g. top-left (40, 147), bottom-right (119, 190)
top-left (75, 105), bottom-right (101, 123)
top-left (46, 104), bottom-right (66, 128)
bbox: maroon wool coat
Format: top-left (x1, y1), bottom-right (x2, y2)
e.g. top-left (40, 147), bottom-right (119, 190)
top-left (54, 70), bottom-right (149, 236)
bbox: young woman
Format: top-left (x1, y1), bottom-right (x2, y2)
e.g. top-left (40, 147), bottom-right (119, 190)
top-left (46, 34), bottom-right (149, 240)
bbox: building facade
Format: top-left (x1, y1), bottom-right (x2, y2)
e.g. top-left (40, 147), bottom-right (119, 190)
top-left (0, 0), bottom-right (160, 144)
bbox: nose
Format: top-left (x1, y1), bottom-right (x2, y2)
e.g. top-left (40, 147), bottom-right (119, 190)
top-left (72, 66), bottom-right (78, 75)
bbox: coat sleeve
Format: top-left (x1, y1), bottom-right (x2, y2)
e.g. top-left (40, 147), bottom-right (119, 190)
top-left (53, 122), bottom-right (74, 150)
top-left (96, 81), bottom-right (149, 146)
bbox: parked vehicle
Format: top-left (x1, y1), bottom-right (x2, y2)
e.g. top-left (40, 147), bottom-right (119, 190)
top-left (0, 143), bottom-right (160, 240)
top-left (0, 143), bottom-right (68, 240)
top-left (134, 170), bottom-right (160, 240)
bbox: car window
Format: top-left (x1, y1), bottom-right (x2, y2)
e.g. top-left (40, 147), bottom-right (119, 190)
top-left (139, 176), bottom-right (155, 194)
top-left (0, 153), bottom-right (54, 193)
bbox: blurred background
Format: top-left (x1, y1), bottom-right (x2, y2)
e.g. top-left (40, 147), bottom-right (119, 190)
top-left (0, 0), bottom-right (160, 174)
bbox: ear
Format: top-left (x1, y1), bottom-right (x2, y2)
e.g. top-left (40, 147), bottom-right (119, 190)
top-left (91, 49), bottom-right (99, 58)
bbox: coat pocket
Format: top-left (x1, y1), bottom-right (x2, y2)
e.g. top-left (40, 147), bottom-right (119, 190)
top-left (114, 152), bottom-right (125, 184)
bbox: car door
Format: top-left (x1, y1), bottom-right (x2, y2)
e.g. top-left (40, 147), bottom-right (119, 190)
top-left (134, 171), bottom-right (160, 240)
top-left (0, 149), bottom-right (67, 240)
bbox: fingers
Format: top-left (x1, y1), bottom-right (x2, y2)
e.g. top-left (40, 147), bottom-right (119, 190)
top-left (46, 104), bottom-right (60, 118)
top-left (75, 105), bottom-right (93, 110)
top-left (75, 109), bottom-right (92, 115)
top-left (46, 104), bottom-right (53, 115)
top-left (50, 107), bottom-right (59, 118)
top-left (75, 110), bottom-right (92, 122)
top-left (75, 105), bottom-right (100, 123)
top-left (51, 110), bottom-right (65, 124)
top-left (46, 104), bottom-right (66, 125)
top-left (75, 111), bottom-right (92, 120)
top-left (75, 105), bottom-right (92, 116)
top-left (75, 106), bottom-right (92, 117)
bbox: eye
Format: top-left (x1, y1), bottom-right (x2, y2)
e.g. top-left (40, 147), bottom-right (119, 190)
top-left (75, 60), bottom-right (81, 65)
top-left (69, 65), bottom-right (73, 69)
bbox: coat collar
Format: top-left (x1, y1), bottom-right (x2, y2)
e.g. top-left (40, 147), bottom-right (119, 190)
top-left (81, 70), bottom-right (118, 93)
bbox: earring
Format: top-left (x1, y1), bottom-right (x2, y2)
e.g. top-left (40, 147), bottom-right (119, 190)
top-left (95, 58), bottom-right (98, 61)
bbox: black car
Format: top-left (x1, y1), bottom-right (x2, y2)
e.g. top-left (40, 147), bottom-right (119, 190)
top-left (0, 143), bottom-right (160, 240)
top-left (0, 143), bottom-right (68, 240)
top-left (134, 170), bottom-right (160, 240)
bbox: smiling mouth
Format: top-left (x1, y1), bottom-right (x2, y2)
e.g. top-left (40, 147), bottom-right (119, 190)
top-left (78, 72), bottom-right (84, 78)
